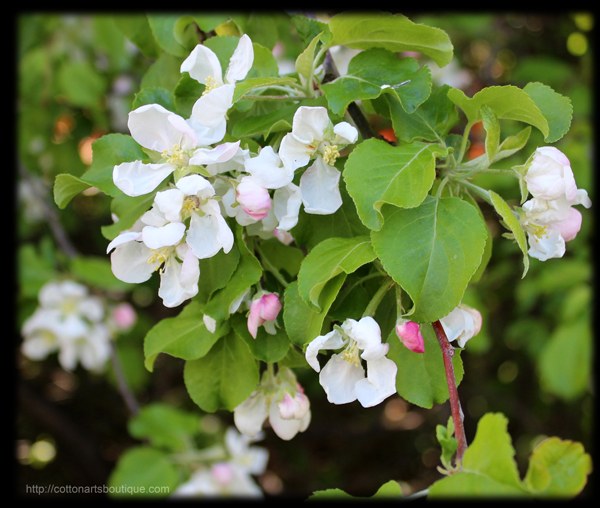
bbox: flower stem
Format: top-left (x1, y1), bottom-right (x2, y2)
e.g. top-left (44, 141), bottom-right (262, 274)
top-left (362, 277), bottom-right (395, 318)
top-left (431, 320), bottom-right (468, 469)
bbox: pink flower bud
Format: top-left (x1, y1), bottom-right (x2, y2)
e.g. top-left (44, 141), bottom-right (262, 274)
top-left (236, 176), bottom-right (271, 221)
top-left (247, 293), bottom-right (282, 338)
top-left (526, 147), bottom-right (578, 202)
top-left (111, 302), bottom-right (137, 330)
top-left (396, 319), bottom-right (424, 353)
top-left (552, 206), bottom-right (582, 242)
top-left (277, 390), bottom-right (310, 420)
top-left (211, 462), bottom-right (234, 485)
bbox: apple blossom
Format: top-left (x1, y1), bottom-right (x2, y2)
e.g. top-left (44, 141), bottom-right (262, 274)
top-left (113, 104), bottom-right (201, 197)
top-left (305, 316), bottom-right (397, 407)
top-left (439, 303), bottom-right (482, 348)
top-left (153, 174), bottom-right (234, 260)
top-left (243, 146), bottom-right (294, 190)
top-left (235, 176), bottom-right (272, 221)
top-left (396, 318), bottom-right (425, 353)
top-left (524, 146), bottom-right (578, 202)
top-left (182, 34), bottom-right (254, 133)
top-left (247, 292), bottom-right (282, 339)
top-left (106, 220), bottom-right (200, 308)
top-left (234, 367), bottom-right (311, 441)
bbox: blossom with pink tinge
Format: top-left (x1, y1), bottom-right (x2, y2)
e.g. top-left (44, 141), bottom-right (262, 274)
top-left (395, 319), bottom-right (425, 353)
top-left (247, 292), bottom-right (281, 339)
top-left (236, 176), bottom-right (272, 221)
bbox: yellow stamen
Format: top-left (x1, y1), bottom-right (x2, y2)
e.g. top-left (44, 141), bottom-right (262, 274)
top-left (202, 76), bottom-right (220, 96)
top-left (341, 340), bottom-right (361, 367)
top-left (322, 144), bottom-right (340, 166)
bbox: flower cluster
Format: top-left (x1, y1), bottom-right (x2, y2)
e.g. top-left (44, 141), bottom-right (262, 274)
top-left (519, 147), bottom-right (592, 261)
top-left (172, 427), bottom-right (268, 498)
top-left (306, 316), bottom-right (397, 408)
top-left (108, 34), bottom-right (359, 308)
top-left (20, 280), bottom-right (135, 372)
top-left (234, 367), bottom-right (310, 441)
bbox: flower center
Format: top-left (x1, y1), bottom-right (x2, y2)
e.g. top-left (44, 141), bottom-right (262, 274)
top-left (341, 339), bottom-right (361, 367)
top-left (525, 222), bottom-right (549, 240)
top-left (202, 76), bottom-right (220, 96)
top-left (321, 144), bottom-right (340, 166)
top-left (147, 246), bottom-right (172, 273)
top-left (161, 144), bottom-right (190, 166)
top-left (182, 195), bottom-right (201, 218)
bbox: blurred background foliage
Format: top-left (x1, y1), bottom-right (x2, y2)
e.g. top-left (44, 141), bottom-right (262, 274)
top-left (16, 12), bottom-right (593, 498)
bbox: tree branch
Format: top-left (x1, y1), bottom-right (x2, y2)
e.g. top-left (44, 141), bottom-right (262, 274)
top-left (432, 320), bottom-right (468, 468)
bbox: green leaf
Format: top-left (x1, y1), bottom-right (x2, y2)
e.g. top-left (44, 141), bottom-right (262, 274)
top-left (387, 323), bottom-right (464, 408)
top-left (328, 12), bottom-right (453, 68)
top-left (144, 300), bottom-right (230, 372)
top-left (480, 104), bottom-right (500, 163)
top-left (233, 76), bottom-right (298, 103)
top-left (447, 85), bottom-right (549, 143)
top-left (371, 196), bottom-right (487, 323)
top-left (56, 61), bottom-right (106, 108)
top-left (132, 86), bottom-right (177, 112)
top-left (107, 446), bottom-right (178, 497)
top-left (538, 318), bottom-right (591, 401)
top-left (385, 84), bottom-right (459, 144)
top-left (53, 174), bottom-right (91, 209)
top-left (84, 133), bottom-right (148, 198)
top-left (127, 403), bottom-right (200, 452)
top-left (202, 226), bottom-right (263, 321)
top-left (113, 14), bottom-right (161, 59)
top-left (489, 190), bottom-right (529, 278)
top-left (283, 278), bottom-right (346, 349)
top-left (194, 245), bottom-right (241, 305)
top-left (183, 330), bottom-right (259, 413)
top-left (523, 82), bottom-right (572, 143)
top-left (297, 236), bottom-right (377, 311)
top-left (230, 313), bottom-right (290, 363)
top-left (428, 413), bottom-right (528, 497)
top-left (102, 192), bottom-right (157, 241)
top-left (437, 417), bottom-right (459, 471)
top-left (321, 49), bottom-right (431, 117)
top-left (257, 239), bottom-right (304, 279)
top-left (147, 14), bottom-right (192, 57)
top-left (524, 437), bottom-right (592, 497)
top-left (69, 255), bottom-right (130, 292)
top-left (344, 139), bottom-right (445, 231)
top-left (295, 32), bottom-right (324, 87)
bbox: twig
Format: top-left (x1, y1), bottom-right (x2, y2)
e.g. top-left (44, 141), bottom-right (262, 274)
top-left (431, 320), bottom-right (468, 467)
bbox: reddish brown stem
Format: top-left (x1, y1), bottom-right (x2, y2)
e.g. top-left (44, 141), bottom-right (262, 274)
top-left (432, 320), bottom-right (468, 468)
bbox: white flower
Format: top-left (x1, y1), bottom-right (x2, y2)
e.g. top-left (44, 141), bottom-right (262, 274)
top-left (107, 221), bottom-right (200, 308)
top-left (243, 146), bottom-right (294, 190)
top-left (439, 303), bottom-right (482, 348)
top-left (279, 105), bottom-right (358, 172)
top-left (524, 147), bottom-right (578, 202)
top-left (113, 104), bottom-right (201, 197)
top-left (278, 106), bottom-right (357, 215)
top-left (20, 280), bottom-right (112, 372)
top-left (520, 190), bottom-right (591, 261)
top-left (272, 183), bottom-right (302, 231)
top-left (153, 174), bottom-right (234, 260)
top-left (305, 316), bottom-right (397, 408)
top-left (182, 34), bottom-right (254, 132)
top-left (234, 368), bottom-right (311, 441)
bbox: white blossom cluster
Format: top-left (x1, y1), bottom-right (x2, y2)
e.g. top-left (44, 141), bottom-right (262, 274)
top-left (20, 280), bottom-right (136, 372)
top-left (107, 35), bottom-right (358, 308)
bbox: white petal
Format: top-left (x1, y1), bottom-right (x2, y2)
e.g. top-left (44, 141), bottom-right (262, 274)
top-left (291, 106), bottom-right (330, 144)
top-left (186, 116), bottom-right (226, 146)
top-left (273, 183), bottom-right (302, 231)
top-left (178, 246), bottom-right (201, 289)
top-left (234, 392), bottom-right (269, 438)
top-left (244, 146), bottom-right (294, 189)
top-left (278, 131), bottom-right (314, 171)
top-left (189, 141), bottom-right (241, 166)
top-left (345, 316), bottom-right (388, 362)
top-left (113, 160), bottom-right (175, 197)
top-left (141, 222), bottom-right (186, 249)
top-left (319, 353), bottom-right (364, 405)
top-left (158, 254), bottom-right (199, 308)
top-left (268, 400), bottom-right (301, 441)
top-left (355, 356), bottom-right (397, 408)
top-left (175, 174), bottom-right (215, 200)
top-left (106, 231), bottom-right (142, 254)
top-left (190, 84), bottom-right (235, 130)
top-left (305, 329), bottom-right (346, 372)
top-left (225, 34), bottom-right (254, 84)
top-left (299, 157), bottom-right (342, 214)
top-left (153, 188), bottom-right (185, 223)
top-left (527, 228), bottom-right (565, 261)
top-left (128, 103), bottom-right (193, 152)
top-left (333, 122), bottom-right (359, 144)
top-left (110, 240), bottom-right (157, 284)
top-left (186, 208), bottom-right (233, 259)
top-left (180, 44), bottom-right (224, 86)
